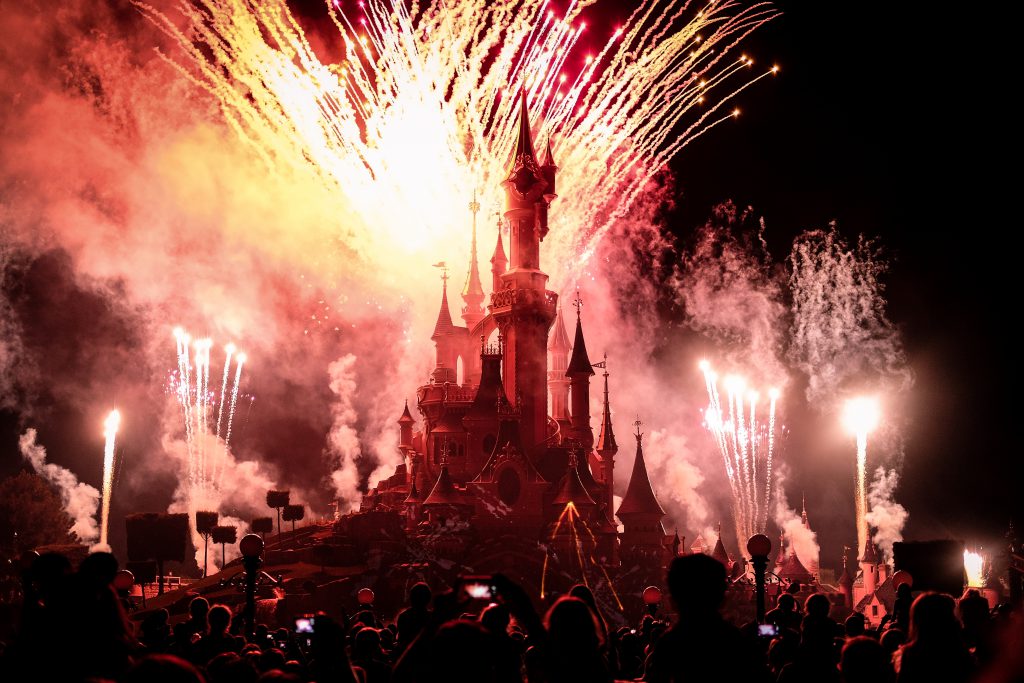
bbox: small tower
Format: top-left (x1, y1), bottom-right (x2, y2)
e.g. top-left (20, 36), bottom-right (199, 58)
top-left (616, 419), bottom-right (666, 556)
top-left (839, 546), bottom-right (854, 608)
top-left (711, 524), bottom-right (732, 570)
top-left (595, 354), bottom-right (618, 515)
top-left (490, 215), bottom-right (507, 294)
top-left (461, 191), bottom-right (486, 329)
top-left (398, 400), bottom-right (415, 450)
top-left (548, 307), bottom-right (572, 433)
top-left (431, 270), bottom-right (457, 384)
top-left (566, 292), bottom-right (595, 450)
top-left (860, 536), bottom-right (880, 596)
top-left (801, 494), bottom-right (819, 577)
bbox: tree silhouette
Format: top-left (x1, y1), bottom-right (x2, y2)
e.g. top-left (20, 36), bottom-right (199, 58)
top-left (282, 504), bottom-right (305, 546)
top-left (195, 511), bottom-right (218, 578)
top-left (251, 517), bottom-right (273, 543)
top-left (211, 525), bottom-right (238, 570)
top-left (266, 490), bottom-right (290, 538)
top-left (0, 472), bottom-right (73, 552)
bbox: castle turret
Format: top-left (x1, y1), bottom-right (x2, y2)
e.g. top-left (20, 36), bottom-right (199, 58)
top-left (491, 88), bottom-right (557, 456)
top-left (398, 400), bottom-right (415, 449)
top-left (839, 546), bottom-right (854, 608)
top-left (431, 272), bottom-right (457, 384)
top-left (595, 356), bottom-right (617, 515)
top-left (860, 536), bottom-right (879, 596)
top-left (490, 217), bottom-right (507, 294)
top-left (616, 421), bottom-right (666, 553)
top-left (566, 295), bottom-right (595, 450)
top-left (552, 453), bottom-right (597, 510)
top-left (461, 191), bottom-right (486, 330)
top-left (548, 307), bottom-right (572, 433)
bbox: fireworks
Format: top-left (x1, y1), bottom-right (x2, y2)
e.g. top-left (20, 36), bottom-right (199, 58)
top-left (99, 409), bottom-right (121, 549)
top-left (964, 549), bottom-right (984, 588)
top-left (136, 0), bottom-right (778, 286)
top-left (843, 396), bottom-right (880, 556)
top-left (699, 361), bottom-right (780, 552)
top-left (541, 502), bottom-right (622, 610)
top-left (170, 328), bottom-right (247, 503)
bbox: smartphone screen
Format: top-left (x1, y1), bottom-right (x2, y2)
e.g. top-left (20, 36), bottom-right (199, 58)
top-left (758, 623), bottom-right (778, 637)
top-left (295, 617), bottom-right (315, 634)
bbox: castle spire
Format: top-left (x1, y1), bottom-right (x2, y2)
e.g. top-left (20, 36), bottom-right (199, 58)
top-left (802, 493), bottom-right (809, 528)
top-left (461, 190), bottom-right (486, 327)
top-left (616, 420), bottom-right (665, 518)
top-left (548, 306), bottom-right (572, 431)
top-left (430, 268), bottom-right (457, 383)
top-left (566, 290), bottom-right (595, 449)
top-left (431, 268), bottom-right (454, 339)
top-left (489, 214), bottom-right (507, 293)
top-left (596, 354), bottom-right (617, 455)
top-left (566, 292), bottom-right (595, 376)
top-left (511, 86), bottom-right (537, 166)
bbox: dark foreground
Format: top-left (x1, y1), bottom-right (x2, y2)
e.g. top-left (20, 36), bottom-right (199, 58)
top-left (2, 551), bottom-right (1023, 683)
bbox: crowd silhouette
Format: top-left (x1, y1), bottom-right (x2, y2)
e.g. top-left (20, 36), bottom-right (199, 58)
top-left (2, 551), bottom-right (1023, 682)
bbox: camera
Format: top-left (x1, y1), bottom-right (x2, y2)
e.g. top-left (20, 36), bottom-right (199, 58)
top-left (758, 623), bottom-right (779, 638)
top-left (294, 615), bottom-right (315, 634)
top-left (458, 575), bottom-right (497, 601)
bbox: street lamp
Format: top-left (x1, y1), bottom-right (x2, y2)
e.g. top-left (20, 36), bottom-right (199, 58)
top-left (239, 533), bottom-right (265, 640)
top-left (642, 585), bottom-right (663, 617)
top-left (747, 533), bottom-right (772, 624)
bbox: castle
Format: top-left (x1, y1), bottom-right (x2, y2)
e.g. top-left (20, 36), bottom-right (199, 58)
top-left (360, 90), bottom-right (672, 583)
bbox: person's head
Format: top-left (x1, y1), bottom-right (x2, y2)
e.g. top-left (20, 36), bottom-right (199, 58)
top-left (544, 596), bottom-right (603, 653)
top-left (879, 628), bottom-right (905, 654)
top-left (409, 581), bottom-right (431, 609)
top-left (123, 654), bottom-right (205, 683)
top-left (569, 584), bottom-right (597, 609)
top-left (958, 589), bottom-right (990, 632)
top-left (896, 583), bottom-right (912, 600)
top-left (352, 627), bottom-right (381, 658)
top-left (208, 604), bottom-right (232, 634)
top-left (425, 620), bottom-right (497, 683)
top-left (666, 554), bottom-right (727, 614)
top-left (908, 592), bottom-right (960, 644)
top-left (190, 596), bottom-right (211, 621)
top-left (480, 602), bottom-right (510, 635)
top-left (355, 609), bottom-right (376, 627)
top-left (804, 593), bottom-right (831, 619)
top-left (257, 648), bottom-right (286, 673)
top-left (79, 551), bottom-right (119, 587)
top-left (845, 612), bottom-right (866, 637)
top-left (840, 636), bottom-right (893, 683)
top-left (777, 593), bottom-right (796, 612)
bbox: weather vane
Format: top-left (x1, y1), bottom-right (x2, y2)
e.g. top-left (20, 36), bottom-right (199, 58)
top-left (432, 261), bottom-right (449, 284)
top-left (633, 416), bottom-right (642, 438)
top-left (572, 288), bottom-right (583, 318)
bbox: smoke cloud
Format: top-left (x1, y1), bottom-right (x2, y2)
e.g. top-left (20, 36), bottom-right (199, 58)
top-left (19, 428), bottom-right (100, 543)
top-left (865, 466), bottom-right (908, 562)
top-left (773, 464), bottom-right (819, 573)
top-left (326, 354), bottom-right (362, 511)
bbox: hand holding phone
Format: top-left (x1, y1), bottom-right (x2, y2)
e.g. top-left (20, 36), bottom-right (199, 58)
top-left (457, 575), bottom-right (497, 602)
top-left (295, 615), bottom-right (316, 634)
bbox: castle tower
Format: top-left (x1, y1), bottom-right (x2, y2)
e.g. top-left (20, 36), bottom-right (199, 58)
top-left (548, 306), bottom-right (572, 434)
top-left (595, 355), bottom-right (618, 516)
top-left (616, 420), bottom-right (666, 555)
top-left (566, 293), bottom-right (595, 450)
top-left (491, 88), bottom-right (558, 456)
top-left (490, 215), bottom-right (507, 294)
top-left (860, 536), bottom-right (879, 596)
top-left (461, 191), bottom-right (486, 331)
top-left (430, 271), bottom-right (457, 384)
top-left (398, 400), bottom-right (415, 450)
top-left (839, 546), bottom-right (854, 608)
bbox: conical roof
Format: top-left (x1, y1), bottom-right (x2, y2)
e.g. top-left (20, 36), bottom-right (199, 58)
top-left (511, 87), bottom-right (536, 165)
top-left (398, 400), bottom-right (415, 424)
top-left (541, 136), bottom-right (556, 167)
top-left (548, 306), bottom-right (571, 353)
top-left (711, 535), bottom-right (731, 567)
top-left (461, 196), bottom-right (485, 313)
top-left (566, 309), bottom-right (594, 376)
top-left (778, 550), bottom-right (815, 584)
top-left (596, 366), bottom-right (617, 454)
top-left (423, 465), bottom-right (471, 507)
top-left (616, 430), bottom-right (665, 518)
top-left (404, 477), bottom-right (422, 504)
top-left (491, 228), bottom-right (507, 269)
top-left (860, 536), bottom-right (879, 565)
top-left (431, 279), bottom-right (455, 339)
top-left (552, 461), bottom-right (596, 508)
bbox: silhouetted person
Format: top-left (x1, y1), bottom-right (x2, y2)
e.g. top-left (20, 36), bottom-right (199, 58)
top-left (777, 593), bottom-right (839, 683)
top-left (845, 612), bottom-right (867, 638)
top-left (351, 627), bottom-right (391, 683)
top-left (766, 593), bottom-right (803, 632)
top-left (124, 653), bottom-right (207, 683)
top-left (840, 636), bottom-right (894, 683)
top-left (892, 584), bottom-right (912, 632)
top-left (643, 554), bottom-right (768, 682)
top-left (540, 596), bottom-right (613, 683)
top-left (480, 603), bottom-right (522, 683)
top-left (395, 582), bottom-right (431, 652)
top-left (959, 588), bottom-right (995, 666)
top-left (186, 597), bottom-right (212, 639)
top-left (893, 592), bottom-right (974, 683)
top-left (194, 604), bottom-right (242, 665)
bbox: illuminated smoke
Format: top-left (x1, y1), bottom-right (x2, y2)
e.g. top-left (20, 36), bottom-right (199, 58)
top-left (843, 396), bottom-right (880, 557)
top-left (864, 466), bottom-right (907, 562)
top-left (19, 428), bottom-right (100, 544)
top-left (963, 550), bottom-right (984, 588)
top-left (773, 464), bottom-right (819, 573)
top-left (327, 354), bottom-right (362, 510)
top-left (98, 409), bottom-right (121, 550)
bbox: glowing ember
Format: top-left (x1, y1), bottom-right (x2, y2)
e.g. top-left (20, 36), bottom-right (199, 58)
top-left (843, 396), bottom-right (880, 556)
top-left (964, 549), bottom-right (984, 588)
top-left (99, 409), bottom-right (121, 549)
top-left (700, 362), bottom-right (781, 552)
top-left (136, 0), bottom-right (778, 285)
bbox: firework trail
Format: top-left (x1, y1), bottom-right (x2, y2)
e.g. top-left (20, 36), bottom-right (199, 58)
top-left (221, 352), bottom-right (247, 482)
top-left (541, 502), bottom-right (622, 610)
top-left (134, 0), bottom-right (778, 286)
top-left (700, 361), bottom-right (780, 553)
top-left (99, 409), bottom-right (121, 549)
top-left (843, 397), bottom-right (879, 556)
top-left (215, 343), bottom-right (236, 441)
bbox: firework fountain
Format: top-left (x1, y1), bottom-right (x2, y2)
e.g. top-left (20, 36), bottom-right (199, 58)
top-left (699, 361), bottom-right (780, 553)
top-left (171, 328), bottom-right (247, 510)
top-left (135, 0), bottom-right (779, 285)
top-left (99, 409), bottom-right (121, 549)
top-left (843, 396), bottom-right (880, 556)
top-left (964, 549), bottom-right (984, 588)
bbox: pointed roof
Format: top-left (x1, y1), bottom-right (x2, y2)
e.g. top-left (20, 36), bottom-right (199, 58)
top-left (511, 87), bottom-right (536, 164)
top-left (801, 493), bottom-right (810, 529)
top-left (491, 225), bottom-right (507, 268)
top-left (774, 533), bottom-right (787, 568)
top-left (778, 550), bottom-right (815, 584)
top-left (398, 400), bottom-right (415, 424)
top-left (596, 360), bottom-right (617, 454)
top-left (404, 477), bottom-right (422, 504)
top-left (548, 306), bottom-right (571, 353)
top-left (839, 548), bottom-right (854, 588)
top-left (552, 456), bottom-right (596, 508)
top-left (711, 534), bottom-right (731, 567)
top-left (860, 536), bottom-right (879, 565)
top-left (541, 136), bottom-right (556, 167)
top-left (462, 193), bottom-right (485, 310)
top-left (431, 277), bottom-right (455, 339)
top-left (691, 533), bottom-right (707, 554)
top-left (566, 304), bottom-right (595, 376)
top-left (423, 465), bottom-right (471, 507)
top-left (615, 426), bottom-right (665, 518)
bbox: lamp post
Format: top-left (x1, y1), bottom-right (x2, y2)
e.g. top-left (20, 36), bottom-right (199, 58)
top-left (642, 585), bottom-right (663, 617)
top-left (747, 533), bottom-right (772, 624)
top-left (239, 534), bottom-right (264, 641)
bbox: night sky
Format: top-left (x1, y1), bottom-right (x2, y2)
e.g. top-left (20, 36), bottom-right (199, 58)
top-left (0, 0), bottom-right (1016, 570)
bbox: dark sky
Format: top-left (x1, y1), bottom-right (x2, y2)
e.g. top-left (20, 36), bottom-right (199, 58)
top-left (660, 0), bottom-right (1019, 558)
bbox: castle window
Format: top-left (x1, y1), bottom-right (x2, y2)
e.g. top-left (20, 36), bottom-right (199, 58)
top-left (872, 605), bottom-right (878, 616)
